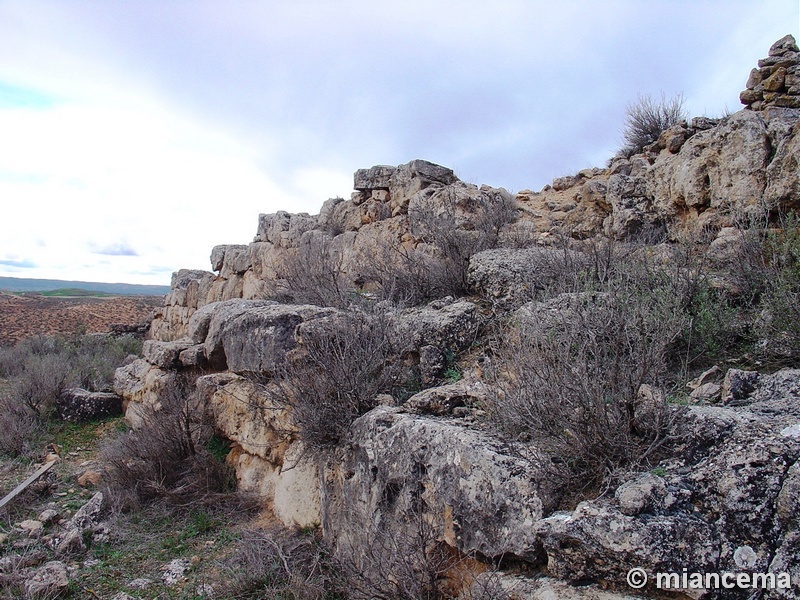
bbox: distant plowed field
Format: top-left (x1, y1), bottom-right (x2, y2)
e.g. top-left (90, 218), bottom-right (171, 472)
top-left (0, 293), bottom-right (161, 346)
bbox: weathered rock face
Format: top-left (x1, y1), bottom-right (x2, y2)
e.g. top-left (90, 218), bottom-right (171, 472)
top-left (321, 406), bottom-right (561, 566)
top-left (536, 369), bottom-right (800, 594)
top-left (194, 372), bottom-right (321, 527)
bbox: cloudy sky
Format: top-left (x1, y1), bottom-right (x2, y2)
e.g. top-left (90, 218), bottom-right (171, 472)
top-left (0, 1), bottom-right (797, 285)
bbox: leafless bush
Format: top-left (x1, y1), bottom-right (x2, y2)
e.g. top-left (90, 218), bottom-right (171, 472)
top-left (100, 376), bottom-right (231, 510)
top-left (409, 186), bottom-right (517, 298)
top-left (276, 232), bottom-right (353, 308)
top-left (0, 333), bottom-right (142, 457)
top-left (489, 257), bottom-right (686, 492)
top-left (333, 501), bottom-right (500, 600)
top-left (361, 238), bottom-right (453, 306)
top-left (622, 92), bottom-right (687, 154)
top-left (0, 394), bottom-right (42, 457)
top-left (9, 354), bottom-right (70, 418)
top-left (275, 309), bottom-right (404, 452)
top-left (220, 526), bottom-right (344, 599)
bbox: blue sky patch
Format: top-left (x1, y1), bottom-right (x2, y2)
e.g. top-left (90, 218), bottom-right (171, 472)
top-left (0, 258), bottom-right (37, 269)
top-left (0, 82), bottom-right (56, 109)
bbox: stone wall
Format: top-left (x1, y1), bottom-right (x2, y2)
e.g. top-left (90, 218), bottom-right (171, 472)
top-left (741, 34), bottom-right (800, 111)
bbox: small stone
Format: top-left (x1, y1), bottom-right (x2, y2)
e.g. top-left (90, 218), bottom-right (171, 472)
top-left (763, 67), bottom-right (787, 92)
top-left (56, 527), bottom-right (86, 556)
top-left (128, 577), bottom-right (153, 590)
top-left (690, 382), bottom-right (721, 402)
top-left (0, 533), bottom-right (7, 545)
top-left (162, 558), bottom-right (191, 586)
top-left (24, 560), bottom-right (69, 599)
top-left (37, 509), bottom-right (60, 525)
top-left (196, 583), bottom-right (215, 597)
top-left (687, 366), bottom-right (721, 390)
top-left (733, 545), bottom-right (758, 569)
top-left (746, 68), bottom-right (763, 90)
top-left (780, 424), bottom-right (800, 439)
top-left (77, 470), bottom-right (101, 488)
top-left (740, 88), bottom-right (763, 105)
top-left (721, 369), bottom-right (760, 405)
top-left (18, 520), bottom-right (43, 537)
top-left (68, 491), bottom-right (103, 531)
top-left (769, 34), bottom-right (799, 57)
top-left (615, 473), bottom-right (667, 516)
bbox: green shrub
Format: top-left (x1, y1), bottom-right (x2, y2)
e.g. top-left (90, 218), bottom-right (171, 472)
top-left (756, 215), bottom-right (800, 360)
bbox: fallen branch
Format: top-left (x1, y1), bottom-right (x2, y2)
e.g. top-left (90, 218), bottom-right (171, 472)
top-left (0, 459), bottom-right (57, 510)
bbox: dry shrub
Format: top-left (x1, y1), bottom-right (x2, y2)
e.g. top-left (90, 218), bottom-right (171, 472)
top-left (331, 501), bottom-right (504, 600)
top-left (489, 256), bottom-right (686, 492)
top-left (220, 527), bottom-right (344, 599)
top-left (622, 92), bottom-right (687, 154)
top-left (100, 376), bottom-right (232, 510)
top-left (408, 186), bottom-right (516, 299)
top-left (361, 238), bottom-right (453, 306)
top-left (275, 309), bottom-right (404, 452)
top-left (10, 353), bottom-right (70, 418)
top-left (276, 232), bottom-right (352, 308)
top-left (0, 395), bottom-right (42, 457)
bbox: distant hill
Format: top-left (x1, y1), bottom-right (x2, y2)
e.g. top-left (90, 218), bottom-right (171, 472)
top-left (0, 276), bottom-right (170, 296)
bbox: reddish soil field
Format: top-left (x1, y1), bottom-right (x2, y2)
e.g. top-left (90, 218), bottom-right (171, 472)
top-left (0, 293), bottom-right (162, 346)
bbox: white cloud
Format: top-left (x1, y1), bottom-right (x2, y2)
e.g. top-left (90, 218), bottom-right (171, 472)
top-left (0, 0), bottom-right (797, 285)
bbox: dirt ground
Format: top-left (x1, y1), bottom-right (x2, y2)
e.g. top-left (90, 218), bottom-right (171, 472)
top-left (0, 294), bottom-right (162, 347)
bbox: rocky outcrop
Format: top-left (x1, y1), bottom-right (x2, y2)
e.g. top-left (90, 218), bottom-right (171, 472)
top-left (536, 369), bottom-right (800, 594)
top-left (321, 406), bottom-right (561, 566)
top-left (116, 36), bottom-right (800, 599)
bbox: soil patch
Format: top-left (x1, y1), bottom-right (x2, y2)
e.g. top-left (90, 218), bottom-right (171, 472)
top-left (0, 294), bottom-right (161, 347)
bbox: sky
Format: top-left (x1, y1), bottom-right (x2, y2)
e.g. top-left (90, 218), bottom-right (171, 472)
top-left (0, 1), bottom-right (798, 286)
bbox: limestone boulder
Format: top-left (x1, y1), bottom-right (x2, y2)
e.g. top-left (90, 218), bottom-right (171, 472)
top-left (393, 298), bottom-right (484, 355)
top-left (196, 373), bottom-right (291, 461)
top-left (387, 160), bottom-right (458, 211)
top-left (201, 300), bottom-right (337, 373)
top-left (604, 173), bottom-right (663, 239)
top-left (202, 376), bottom-right (320, 531)
top-left (402, 381), bottom-right (489, 416)
top-left (765, 118), bottom-right (800, 209)
top-left (113, 359), bottom-right (179, 426)
top-left (142, 339), bottom-right (194, 369)
top-left (56, 389), bottom-right (123, 423)
top-left (535, 370), bottom-right (800, 590)
top-left (536, 502), bottom-right (718, 586)
top-left (24, 561), bottom-right (69, 599)
top-left (646, 110), bottom-right (772, 222)
top-left (514, 176), bottom-right (609, 241)
top-left (210, 244), bottom-right (251, 276)
top-left (254, 211), bottom-right (317, 247)
top-left (323, 406), bottom-right (561, 564)
top-left (353, 164), bottom-right (395, 191)
top-left (468, 247), bottom-right (586, 308)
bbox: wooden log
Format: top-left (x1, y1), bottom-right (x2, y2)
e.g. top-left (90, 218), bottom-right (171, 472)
top-left (0, 460), bottom-right (57, 510)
